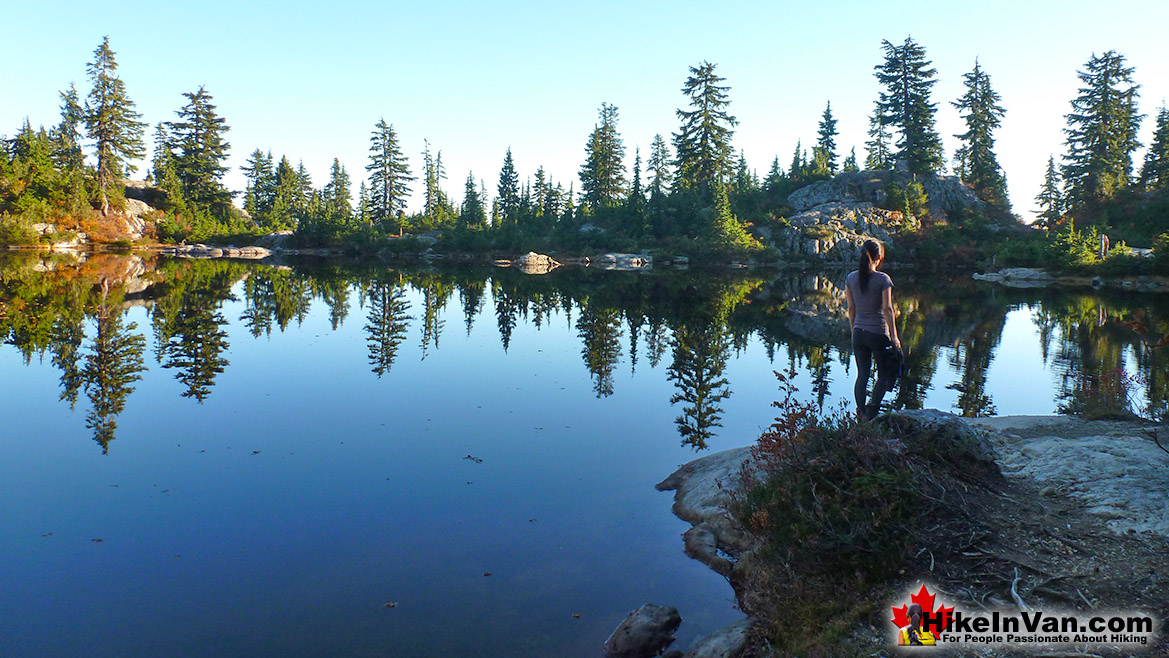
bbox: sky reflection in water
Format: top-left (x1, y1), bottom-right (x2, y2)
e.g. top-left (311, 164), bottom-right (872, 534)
top-left (1, 254), bottom-right (1166, 657)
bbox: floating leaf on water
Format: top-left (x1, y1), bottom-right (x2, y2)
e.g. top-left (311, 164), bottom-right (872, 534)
top-left (572, 613), bottom-right (582, 618)
top-left (483, 572), bottom-right (492, 577)
top-left (384, 601), bottom-right (398, 608)
top-left (91, 538), bottom-right (103, 543)
top-left (463, 455), bottom-right (483, 463)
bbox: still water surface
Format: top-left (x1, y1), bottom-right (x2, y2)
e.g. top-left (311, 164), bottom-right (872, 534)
top-left (1, 254), bottom-right (1165, 657)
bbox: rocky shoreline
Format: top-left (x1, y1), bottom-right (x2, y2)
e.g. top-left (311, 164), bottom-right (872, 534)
top-left (973, 267), bottom-right (1169, 293)
top-left (631, 410), bottom-right (1169, 657)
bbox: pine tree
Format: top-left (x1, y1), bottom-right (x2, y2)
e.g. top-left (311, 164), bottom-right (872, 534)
top-left (842, 147), bottom-right (859, 172)
top-left (647, 133), bottom-right (672, 196)
top-left (241, 149), bottom-right (275, 216)
top-left (497, 147), bottom-right (520, 223)
top-left (1062, 50), bottom-right (1143, 207)
top-left (579, 103), bottom-right (627, 209)
top-left (624, 147), bottom-right (648, 237)
top-left (83, 36), bottom-right (145, 214)
top-left (710, 182), bottom-right (753, 250)
top-left (874, 36), bottom-right (944, 174)
top-left (1139, 104), bottom-right (1169, 191)
top-left (765, 156), bottom-right (784, 190)
top-left (952, 61), bottom-right (1008, 207)
top-left (864, 101), bottom-right (893, 170)
top-left (672, 61), bottom-right (738, 195)
top-left (52, 83), bottom-right (86, 174)
top-left (366, 119), bottom-right (413, 232)
top-left (166, 86), bottom-right (231, 208)
top-left (323, 158), bottom-right (352, 219)
top-left (1035, 155), bottom-right (1063, 229)
top-left (533, 166), bottom-right (548, 216)
top-left (814, 101), bottom-right (839, 174)
top-left (789, 140), bottom-right (804, 182)
top-left (459, 171), bottom-right (487, 228)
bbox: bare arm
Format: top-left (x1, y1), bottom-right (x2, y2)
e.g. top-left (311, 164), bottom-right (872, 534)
top-left (845, 285), bottom-right (855, 330)
top-left (882, 286), bottom-right (900, 349)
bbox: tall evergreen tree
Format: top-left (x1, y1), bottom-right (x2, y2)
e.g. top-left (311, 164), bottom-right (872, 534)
top-left (952, 61), bottom-right (1008, 207)
top-left (323, 158), bottom-right (352, 219)
top-left (166, 86), bottom-right (231, 208)
top-left (497, 148), bottom-right (520, 223)
top-left (814, 101), bottom-right (839, 174)
top-left (672, 61), bottom-right (737, 195)
top-left (83, 36), bottom-right (145, 214)
top-left (366, 119), bottom-right (413, 232)
top-left (1139, 104), bottom-right (1169, 191)
top-left (864, 102), bottom-right (893, 170)
top-left (241, 149), bottom-right (275, 216)
top-left (459, 171), bottom-right (487, 228)
top-left (874, 36), bottom-right (944, 174)
top-left (788, 140), bottom-right (804, 182)
top-left (1035, 155), bottom-right (1064, 229)
top-left (1062, 50), bottom-right (1142, 207)
top-left (647, 133), bottom-right (672, 195)
top-left (52, 83), bottom-right (86, 174)
top-left (765, 156), bottom-right (784, 190)
top-left (579, 102), bottom-right (627, 209)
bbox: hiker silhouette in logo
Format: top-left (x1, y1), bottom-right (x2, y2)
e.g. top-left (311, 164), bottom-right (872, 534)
top-left (898, 603), bottom-right (936, 646)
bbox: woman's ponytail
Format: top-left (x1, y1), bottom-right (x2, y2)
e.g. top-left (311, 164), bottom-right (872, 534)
top-left (857, 239), bottom-right (883, 292)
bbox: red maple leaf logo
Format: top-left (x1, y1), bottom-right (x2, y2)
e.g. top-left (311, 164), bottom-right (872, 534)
top-left (891, 584), bottom-right (955, 635)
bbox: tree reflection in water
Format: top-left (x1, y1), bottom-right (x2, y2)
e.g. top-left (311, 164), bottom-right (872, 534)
top-left (3, 252), bottom-right (1168, 455)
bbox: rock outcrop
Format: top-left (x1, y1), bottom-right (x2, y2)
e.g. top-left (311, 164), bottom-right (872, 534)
top-left (774, 170), bottom-right (984, 262)
top-left (512, 251), bottom-right (560, 275)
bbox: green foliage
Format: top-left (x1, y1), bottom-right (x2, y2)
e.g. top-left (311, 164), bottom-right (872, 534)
top-left (673, 61), bottom-right (737, 196)
top-left (884, 180), bottom-right (928, 219)
top-left (864, 101), bottom-right (893, 170)
top-left (166, 86), bottom-right (232, 208)
top-left (579, 103), bottom-right (627, 210)
top-left (735, 369), bottom-right (981, 653)
top-left (874, 36), bottom-right (944, 174)
top-left (1140, 105), bottom-right (1169, 191)
top-left (647, 133), bottom-right (672, 195)
top-left (367, 119), bottom-right (413, 232)
top-left (1034, 155), bottom-right (1063, 229)
top-left (1062, 50), bottom-right (1142, 208)
top-left (84, 37), bottom-right (145, 213)
top-left (813, 101), bottom-right (839, 175)
top-left (952, 61), bottom-right (1008, 208)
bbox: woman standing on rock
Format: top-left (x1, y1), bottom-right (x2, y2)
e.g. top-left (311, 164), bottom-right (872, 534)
top-left (845, 238), bottom-right (901, 421)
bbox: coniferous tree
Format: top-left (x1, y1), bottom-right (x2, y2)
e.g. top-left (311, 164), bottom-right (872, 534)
top-left (579, 103), bottom-right (627, 209)
top-left (842, 147), bottom-right (859, 172)
top-left (710, 182), bottom-right (753, 250)
top-left (52, 83), bottom-right (86, 175)
top-left (323, 158), bottom-right (352, 219)
top-left (166, 86), bottom-right (231, 208)
top-left (864, 102), bottom-right (893, 170)
top-left (624, 147), bottom-right (648, 237)
top-left (952, 61), bottom-right (1008, 207)
top-left (673, 61), bottom-right (737, 195)
top-left (647, 133), bottom-right (672, 195)
top-left (83, 307), bottom-right (146, 453)
top-left (765, 157), bottom-right (784, 190)
top-left (788, 141), bottom-right (804, 182)
top-left (668, 322), bottom-right (732, 450)
top-left (497, 148), bottom-right (520, 224)
top-left (1035, 155), bottom-right (1064, 229)
top-left (814, 101), bottom-right (839, 174)
top-left (365, 279), bottom-right (412, 378)
top-left (459, 171), bottom-right (487, 228)
top-left (1139, 105), bottom-right (1169, 191)
top-left (241, 149), bottom-right (275, 217)
top-left (1062, 50), bottom-right (1142, 207)
top-left (83, 36), bottom-right (145, 214)
top-left (874, 36), bottom-right (944, 174)
top-left (366, 119), bottom-right (413, 233)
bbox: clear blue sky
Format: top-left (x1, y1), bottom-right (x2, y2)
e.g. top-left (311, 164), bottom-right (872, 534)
top-left (4, 0), bottom-right (1167, 219)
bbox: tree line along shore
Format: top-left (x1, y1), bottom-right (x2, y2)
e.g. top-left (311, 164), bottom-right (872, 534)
top-left (2, 36), bottom-right (1167, 273)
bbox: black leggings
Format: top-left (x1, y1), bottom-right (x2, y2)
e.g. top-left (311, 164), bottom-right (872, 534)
top-left (853, 328), bottom-right (892, 417)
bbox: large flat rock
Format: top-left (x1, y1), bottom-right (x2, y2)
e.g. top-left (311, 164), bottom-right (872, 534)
top-left (970, 415), bottom-right (1169, 536)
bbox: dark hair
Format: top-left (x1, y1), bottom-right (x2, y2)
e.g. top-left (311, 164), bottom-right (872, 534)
top-left (857, 239), bottom-right (884, 292)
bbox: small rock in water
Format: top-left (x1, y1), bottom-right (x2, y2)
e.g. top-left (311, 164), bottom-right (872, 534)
top-left (483, 572), bottom-right (492, 577)
top-left (91, 538), bottom-right (104, 543)
top-left (602, 603), bottom-right (681, 658)
top-left (463, 455), bottom-right (483, 463)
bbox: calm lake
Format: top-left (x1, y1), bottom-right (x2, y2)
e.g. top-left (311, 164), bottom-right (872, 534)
top-left (2, 253), bottom-right (1166, 657)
